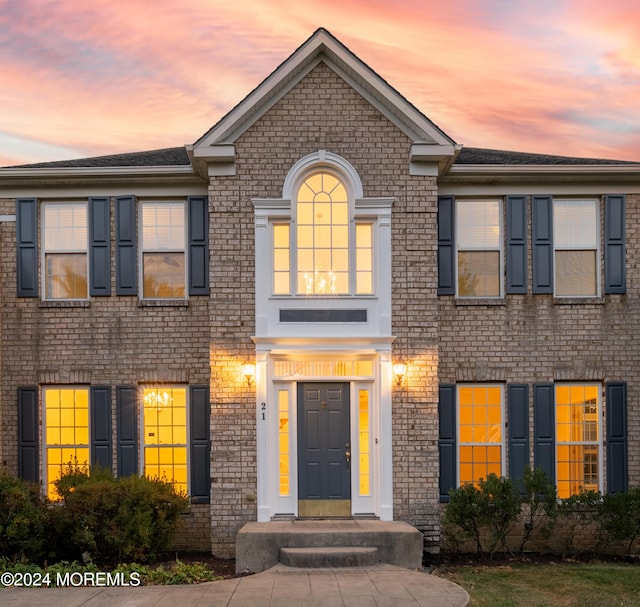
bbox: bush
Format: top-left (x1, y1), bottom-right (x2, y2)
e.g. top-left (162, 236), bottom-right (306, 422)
top-left (444, 473), bottom-right (521, 558)
top-left (555, 489), bottom-right (603, 558)
top-left (50, 466), bottom-right (189, 565)
top-left (519, 466), bottom-right (558, 553)
top-left (597, 487), bottom-right (640, 555)
top-left (0, 469), bottom-right (49, 562)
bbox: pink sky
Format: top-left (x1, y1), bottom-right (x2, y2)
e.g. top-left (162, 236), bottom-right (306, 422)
top-left (1, 0), bottom-right (639, 167)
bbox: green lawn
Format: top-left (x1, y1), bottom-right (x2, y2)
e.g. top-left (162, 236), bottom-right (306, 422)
top-left (435, 561), bottom-right (640, 607)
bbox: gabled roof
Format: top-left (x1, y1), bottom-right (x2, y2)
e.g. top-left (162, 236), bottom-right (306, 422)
top-left (187, 28), bottom-right (460, 176)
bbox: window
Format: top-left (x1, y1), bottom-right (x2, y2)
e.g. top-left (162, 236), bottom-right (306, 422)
top-left (42, 202), bottom-right (88, 299)
top-left (458, 385), bottom-right (504, 485)
top-left (142, 386), bottom-right (188, 495)
top-left (272, 171), bottom-right (374, 296)
top-left (554, 200), bottom-right (598, 297)
top-left (141, 202), bottom-right (186, 298)
top-left (43, 387), bottom-right (90, 499)
top-left (555, 384), bottom-right (601, 498)
top-left (456, 199), bottom-right (502, 297)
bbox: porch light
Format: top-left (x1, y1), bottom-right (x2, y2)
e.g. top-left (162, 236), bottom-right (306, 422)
top-left (242, 363), bottom-right (256, 387)
top-left (393, 362), bottom-right (407, 386)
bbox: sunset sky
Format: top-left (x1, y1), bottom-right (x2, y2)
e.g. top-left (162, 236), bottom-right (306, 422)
top-left (1, 0), bottom-right (639, 167)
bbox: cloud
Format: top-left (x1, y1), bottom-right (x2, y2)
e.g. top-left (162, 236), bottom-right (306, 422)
top-left (0, 0), bottom-right (639, 165)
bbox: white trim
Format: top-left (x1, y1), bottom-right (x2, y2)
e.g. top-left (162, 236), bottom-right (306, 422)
top-left (255, 347), bottom-right (393, 522)
top-left (282, 150), bottom-right (363, 199)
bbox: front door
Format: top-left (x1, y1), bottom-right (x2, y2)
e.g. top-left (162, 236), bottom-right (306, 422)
top-left (297, 382), bottom-right (351, 517)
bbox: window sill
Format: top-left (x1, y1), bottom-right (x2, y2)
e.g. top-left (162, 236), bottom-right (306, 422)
top-left (552, 296), bottom-right (605, 305)
top-left (39, 300), bottom-right (91, 308)
top-left (138, 299), bottom-right (189, 308)
top-left (455, 298), bottom-right (505, 306)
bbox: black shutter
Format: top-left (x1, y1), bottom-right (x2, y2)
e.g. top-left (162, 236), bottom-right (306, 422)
top-left (532, 195), bottom-right (553, 294)
top-left (508, 384), bottom-right (529, 491)
top-left (438, 384), bottom-right (456, 502)
top-left (16, 198), bottom-right (38, 297)
top-left (533, 384), bottom-right (555, 484)
top-left (116, 386), bottom-right (138, 477)
top-left (606, 382), bottom-right (627, 493)
top-left (604, 195), bottom-right (626, 294)
top-left (89, 197), bottom-right (111, 296)
top-left (189, 385), bottom-right (210, 503)
top-left (90, 386), bottom-right (112, 470)
top-left (115, 196), bottom-right (137, 295)
top-left (18, 387), bottom-right (39, 483)
top-left (437, 196), bottom-right (455, 295)
top-left (188, 196), bottom-right (209, 295)
top-left (506, 196), bottom-right (528, 294)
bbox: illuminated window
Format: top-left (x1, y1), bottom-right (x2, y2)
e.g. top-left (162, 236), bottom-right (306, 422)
top-left (272, 171), bottom-right (373, 296)
top-left (556, 384), bottom-right (601, 498)
top-left (358, 389), bottom-right (370, 496)
top-left (458, 385), bottom-right (503, 485)
top-left (456, 199), bottom-right (502, 297)
top-left (44, 387), bottom-right (90, 499)
top-left (141, 202), bottom-right (185, 298)
top-left (278, 390), bottom-right (290, 496)
top-left (554, 200), bottom-right (598, 297)
top-left (142, 387), bottom-right (188, 495)
top-left (42, 202), bottom-right (88, 299)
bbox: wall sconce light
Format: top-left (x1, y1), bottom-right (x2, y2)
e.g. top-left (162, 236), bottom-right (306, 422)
top-left (393, 362), bottom-right (407, 386)
top-left (242, 363), bottom-right (256, 387)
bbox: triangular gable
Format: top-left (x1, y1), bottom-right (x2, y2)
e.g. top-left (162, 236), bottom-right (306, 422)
top-left (187, 28), bottom-right (460, 176)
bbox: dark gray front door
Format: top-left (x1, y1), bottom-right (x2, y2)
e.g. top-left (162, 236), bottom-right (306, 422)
top-left (298, 383), bottom-right (351, 516)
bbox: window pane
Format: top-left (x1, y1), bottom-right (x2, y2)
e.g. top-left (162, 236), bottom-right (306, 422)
top-left (554, 200), bottom-right (597, 248)
top-left (457, 200), bottom-right (500, 248)
top-left (45, 253), bottom-right (88, 299)
top-left (43, 203), bottom-right (87, 251)
top-left (296, 172), bottom-right (351, 295)
top-left (458, 251), bottom-right (500, 297)
top-left (143, 253), bottom-right (185, 298)
top-left (458, 385), bottom-right (503, 487)
top-left (44, 388), bottom-right (90, 500)
top-left (142, 202), bottom-right (185, 250)
top-left (555, 250), bottom-right (597, 296)
top-left (555, 384), bottom-right (601, 498)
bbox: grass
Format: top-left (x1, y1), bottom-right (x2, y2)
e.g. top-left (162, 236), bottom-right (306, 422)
top-left (434, 560), bottom-right (640, 607)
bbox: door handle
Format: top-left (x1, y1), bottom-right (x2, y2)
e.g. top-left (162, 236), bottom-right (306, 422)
top-left (345, 442), bottom-right (351, 470)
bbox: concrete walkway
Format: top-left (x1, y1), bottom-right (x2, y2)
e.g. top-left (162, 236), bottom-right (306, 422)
top-left (0, 563), bottom-right (469, 606)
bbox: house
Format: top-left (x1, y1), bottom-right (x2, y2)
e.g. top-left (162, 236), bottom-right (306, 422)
top-left (0, 28), bottom-right (638, 563)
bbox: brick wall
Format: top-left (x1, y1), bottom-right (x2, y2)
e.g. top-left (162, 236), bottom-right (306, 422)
top-left (438, 193), bottom-right (640, 514)
top-left (0, 195), bottom-right (211, 549)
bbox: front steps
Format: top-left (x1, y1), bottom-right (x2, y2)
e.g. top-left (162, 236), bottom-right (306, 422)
top-left (236, 519), bottom-right (423, 574)
top-left (280, 546), bottom-right (380, 568)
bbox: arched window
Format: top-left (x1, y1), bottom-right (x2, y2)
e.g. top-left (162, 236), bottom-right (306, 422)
top-left (272, 168), bottom-right (373, 296)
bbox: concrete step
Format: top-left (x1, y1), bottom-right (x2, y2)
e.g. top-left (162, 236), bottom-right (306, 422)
top-left (280, 546), bottom-right (379, 568)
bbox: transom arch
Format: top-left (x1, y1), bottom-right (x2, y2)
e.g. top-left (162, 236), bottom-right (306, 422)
top-left (282, 150), bottom-right (364, 201)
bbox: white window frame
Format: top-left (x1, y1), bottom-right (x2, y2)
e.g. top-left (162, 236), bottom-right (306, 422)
top-left (140, 385), bottom-right (190, 496)
top-left (42, 385), bottom-right (91, 499)
top-left (139, 200), bottom-right (187, 300)
top-left (41, 201), bottom-right (89, 301)
top-left (554, 382), bottom-right (603, 497)
top-left (456, 383), bottom-right (506, 485)
top-left (455, 198), bottom-right (503, 299)
top-left (553, 198), bottom-right (600, 298)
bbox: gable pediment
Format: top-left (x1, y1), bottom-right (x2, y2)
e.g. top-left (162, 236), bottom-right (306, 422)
top-left (188, 28), bottom-right (460, 177)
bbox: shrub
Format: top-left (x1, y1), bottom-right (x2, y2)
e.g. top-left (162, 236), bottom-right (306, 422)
top-left (519, 466), bottom-right (558, 554)
top-left (51, 466), bottom-right (189, 565)
top-left (556, 489), bottom-right (603, 558)
top-left (0, 469), bottom-right (49, 562)
top-left (444, 473), bottom-right (522, 558)
top-left (597, 487), bottom-right (640, 555)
